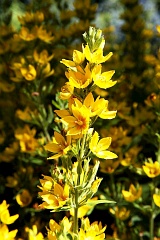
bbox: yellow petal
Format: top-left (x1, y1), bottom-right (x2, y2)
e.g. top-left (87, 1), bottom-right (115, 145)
top-left (153, 194), bottom-right (160, 207)
top-left (1, 209), bottom-right (19, 224)
top-left (73, 50), bottom-right (85, 64)
top-left (98, 137), bottom-right (111, 150)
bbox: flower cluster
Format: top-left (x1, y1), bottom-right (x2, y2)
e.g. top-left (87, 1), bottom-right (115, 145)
top-left (39, 26), bottom-right (117, 239)
top-left (0, 200), bottom-right (19, 240)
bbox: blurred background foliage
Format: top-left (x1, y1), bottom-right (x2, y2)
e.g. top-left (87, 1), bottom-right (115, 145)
top-left (0, 0), bottom-right (160, 239)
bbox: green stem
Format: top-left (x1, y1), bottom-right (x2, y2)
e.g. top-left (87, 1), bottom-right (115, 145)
top-left (150, 197), bottom-right (154, 240)
top-left (150, 181), bottom-right (155, 240)
top-left (110, 173), bottom-right (116, 199)
top-left (73, 188), bottom-right (79, 240)
top-left (80, 134), bottom-right (86, 159)
top-left (73, 134), bottom-right (87, 239)
top-left (43, 126), bottom-right (51, 142)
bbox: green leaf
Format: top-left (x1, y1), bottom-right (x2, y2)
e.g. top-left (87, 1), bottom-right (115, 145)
top-left (86, 199), bottom-right (116, 206)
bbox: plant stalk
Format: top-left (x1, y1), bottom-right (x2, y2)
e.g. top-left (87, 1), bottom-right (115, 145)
top-left (150, 198), bottom-right (154, 240)
top-left (73, 188), bottom-right (79, 240)
top-left (73, 134), bottom-right (87, 239)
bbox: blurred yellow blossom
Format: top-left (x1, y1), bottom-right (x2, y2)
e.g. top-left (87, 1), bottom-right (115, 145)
top-left (6, 176), bottom-right (18, 188)
top-left (0, 224), bottom-right (18, 240)
top-left (122, 184), bottom-right (142, 202)
top-left (37, 26), bottom-right (54, 43)
top-left (26, 225), bottom-right (44, 240)
top-left (16, 107), bottom-right (36, 121)
top-left (0, 81), bottom-right (15, 92)
top-left (15, 125), bottom-right (40, 153)
top-left (16, 189), bottom-right (32, 207)
top-left (157, 25), bottom-right (160, 33)
top-left (120, 146), bottom-right (141, 167)
top-left (20, 64), bottom-right (37, 81)
top-left (41, 62), bottom-right (54, 78)
top-left (33, 49), bottom-right (54, 65)
top-left (18, 11), bottom-right (44, 25)
top-left (142, 161), bottom-right (160, 178)
top-left (110, 206), bottom-right (130, 221)
top-left (0, 141), bottom-right (19, 162)
top-left (19, 26), bottom-right (37, 41)
top-left (100, 159), bottom-right (120, 174)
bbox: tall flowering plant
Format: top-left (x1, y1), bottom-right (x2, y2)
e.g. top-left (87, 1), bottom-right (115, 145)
top-left (38, 27), bottom-right (117, 239)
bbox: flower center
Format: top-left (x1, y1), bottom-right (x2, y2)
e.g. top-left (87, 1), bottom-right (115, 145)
top-left (75, 119), bottom-right (83, 126)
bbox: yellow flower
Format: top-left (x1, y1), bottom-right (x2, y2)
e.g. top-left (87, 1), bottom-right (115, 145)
top-left (26, 225), bottom-right (44, 240)
top-left (39, 175), bottom-right (53, 191)
top-left (110, 206), bottom-right (130, 221)
top-left (65, 64), bottom-right (92, 88)
top-left (142, 161), bottom-right (160, 178)
top-left (157, 25), bottom-right (160, 33)
top-left (48, 219), bottom-right (60, 240)
top-left (33, 49), bottom-right (54, 65)
top-left (60, 82), bottom-right (74, 100)
top-left (19, 26), bottom-right (37, 41)
top-left (0, 81), bottom-right (15, 92)
top-left (98, 99), bottom-right (117, 119)
top-left (38, 178), bottom-right (70, 210)
top-left (20, 64), bottom-right (37, 81)
top-left (120, 146), bottom-right (141, 167)
top-left (0, 200), bottom-right (19, 224)
top-left (15, 125), bottom-right (39, 153)
top-left (79, 217), bottom-right (106, 240)
top-left (83, 92), bottom-right (106, 117)
top-left (6, 176), bottom-right (18, 188)
top-left (89, 131), bottom-right (117, 159)
top-left (122, 184), bottom-right (142, 202)
top-left (153, 194), bottom-right (160, 207)
top-left (44, 131), bottom-right (71, 159)
top-left (1, 210), bottom-right (19, 225)
top-left (47, 217), bottom-right (72, 240)
top-left (16, 107), bottom-right (36, 121)
top-left (0, 200), bottom-right (9, 214)
top-left (100, 159), bottom-right (120, 174)
top-left (16, 189), bottom-right (32, 207)
top-left (37, 26), bottom-right (54, 43)
top-left (56, 105), bottom-right (90, 136)
top-left (41, 63), bottom-right (54, 78)
top-left (83, 44), bottom-right (113, 64)
top-left (92, 64), bottom-right (116, 89)
top-left (61, 49), bottom-right (85, 69)
top-left (0, 141), bottom-right (19, 162)
top-left (0, 224), bottom-right (18, 240)
top-left (18, 11), bottom-right (44, 24)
